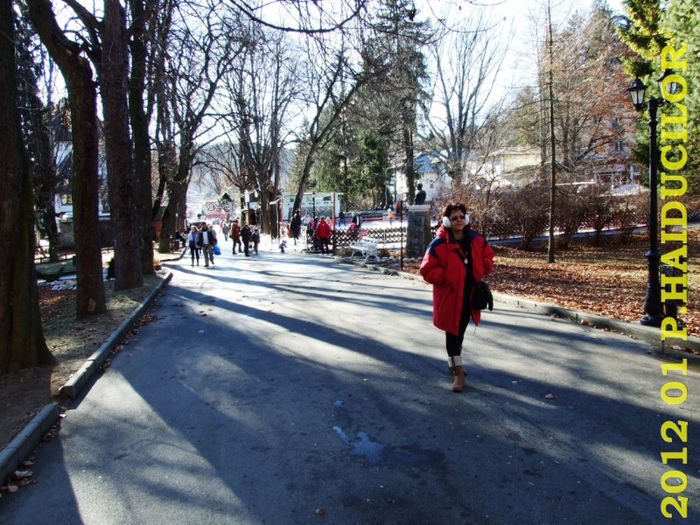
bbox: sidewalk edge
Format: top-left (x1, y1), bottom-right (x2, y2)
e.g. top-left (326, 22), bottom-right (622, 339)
top-left (0, 403), bottom-right (59, 486)
top-left (343, 258), bottom-right (700, 361)
top-left (1, 272), bottom-right (173, 486)
top-left (60, 272), bottom-right (173, 399)
top-left (491, 292), bottom-right (700, 359)
top-left (0, 272), bottom-right (173, 486)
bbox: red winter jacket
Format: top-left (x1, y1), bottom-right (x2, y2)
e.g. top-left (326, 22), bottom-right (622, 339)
top-left (315, 220), bottom-right (332, 239)
top-left (419, 224), bottom-right (495, 335)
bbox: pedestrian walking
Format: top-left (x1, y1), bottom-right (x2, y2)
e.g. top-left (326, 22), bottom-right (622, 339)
top-left (222, 220), bottom-right (231, 242)
top-left (252, 229), bottom-right (260, 254)
top-left (198, 223), bottom-right (218, 267)
top-left (419, 203), bottom-right (494, 392)
top-left (241, 223), bottom-right (252, 257)
top-left (231, 219), bottom-right (242, 254)
top-left (187, 225), bottom-right (200, 266)
top-left (290, 211), bottom-right (302, 245)
top-left (306, 220), bottom-right (316, 251)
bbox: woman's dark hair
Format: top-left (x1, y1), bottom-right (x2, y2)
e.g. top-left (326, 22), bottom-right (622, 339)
top-left (442, 202), bottom-right (467, 218)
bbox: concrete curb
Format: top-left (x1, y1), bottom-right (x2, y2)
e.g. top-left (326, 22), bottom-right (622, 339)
top-left (341, 257), bottom-right (700, 362)
top-left (0, 403), bottom-right (59, 485)
top-left (60, 272), bottom-right (173, 399)
top-left (0, 272), bottom-right (172, 485)
top-left (490, 292), bottom-right (700, 360)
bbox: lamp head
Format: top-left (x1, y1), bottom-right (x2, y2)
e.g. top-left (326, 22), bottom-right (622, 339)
top-left (627, 77), bottom-right (646, 111)
top-left (658, 69), bottom-right (680, 98)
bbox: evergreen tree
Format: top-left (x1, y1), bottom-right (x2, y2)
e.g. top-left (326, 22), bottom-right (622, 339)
top-left (616, 0), bottom-right (668, 78)
top-left (661, 0), bottom-right (699, 193)
top-left (361, 0), bottom-right (431, 204)
top-left (617, 0), bottom-right (698, 193)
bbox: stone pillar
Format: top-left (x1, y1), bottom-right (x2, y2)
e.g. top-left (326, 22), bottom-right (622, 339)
top-left (406, 204), bottom-right (432, 258)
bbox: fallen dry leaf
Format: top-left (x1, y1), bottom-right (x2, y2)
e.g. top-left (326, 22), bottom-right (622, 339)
top-left (8, 470), bottom-right (32, 481)
top-left (18, 478), bottom-right (36, 487)
top-left (41, 421), bottom-right (61, 442)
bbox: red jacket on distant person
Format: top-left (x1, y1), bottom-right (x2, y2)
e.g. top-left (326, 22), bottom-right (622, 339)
top-left (315, 219), bottom-right (331, 239)
top-left (419, 224), bottom-right (494, 334)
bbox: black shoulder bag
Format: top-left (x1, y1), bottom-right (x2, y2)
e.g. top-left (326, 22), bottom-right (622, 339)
top-left (472, 281), bottom-right (493, 311)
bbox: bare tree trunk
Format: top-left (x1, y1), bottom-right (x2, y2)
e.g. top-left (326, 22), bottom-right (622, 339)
top-left (70, 77), bottom-right (107, 317)
top-left (30, 118), bottom-right (60, 262)
top-left (158, 141), bottom-right (189, 253)
top-left (292, 144), bottom-right (320, 216)
top-left (157, 205), bottom-right (172, 253)
top-left (158, 178), bottom-right (187, 253)
top-left (403, 122), bottom-right (415, 204)
top-left (546, 1), bottom-right (556, 264)
top-left (41, 204), bottom-right (60, 262)
top-left (102, 0), bottom-right (143, 290)
top-left (27, 0), bottom-right (106, 319)
top-left (0, 0), bottom-right (55, 372)
top-left (130, 0), bottom-right (155, 275)
top-left (153, 141), bottom-right (175, 223)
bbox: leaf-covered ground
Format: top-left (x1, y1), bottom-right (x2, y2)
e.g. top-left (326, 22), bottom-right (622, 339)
top-left (400, 228), bottom-right (699, 339)
top-left (0, 254), bottom-right (176, 458)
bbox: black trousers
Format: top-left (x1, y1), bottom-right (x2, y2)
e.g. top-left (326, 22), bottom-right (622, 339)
top-left (189, 244), bottom-right (199, 264)
top-left (232, 237), bottom-right (241, 253)
top-left (445, 286), bottom-right (471, 357)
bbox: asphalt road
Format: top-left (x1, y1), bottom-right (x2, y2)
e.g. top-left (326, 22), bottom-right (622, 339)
top-left (1, 248), bottom-right (698, 524)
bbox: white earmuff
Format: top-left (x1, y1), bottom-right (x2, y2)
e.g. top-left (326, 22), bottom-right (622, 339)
top-left (442, 216), bottom-right (451, 228)
top-left (464, 213), bottom-right (470, 225)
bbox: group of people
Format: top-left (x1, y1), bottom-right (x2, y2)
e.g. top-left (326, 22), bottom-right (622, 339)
top-left (288, 211), bottom-right (332, 254)
top-left (187, 218), bottom-right (261, 266)
top-left (186, 223), bottom-right (218, 267)
top-left (222, 219), bottom-right (260, 257)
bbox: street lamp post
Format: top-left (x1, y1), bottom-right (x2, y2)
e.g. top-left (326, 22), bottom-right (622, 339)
top-left (627, 70), bottom-right (678, 327)
top-left (312, 191), bottom-right (316, 219)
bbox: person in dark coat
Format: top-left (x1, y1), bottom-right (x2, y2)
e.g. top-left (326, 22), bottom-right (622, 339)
top-left (290, 211), bottom-right (302, 245)
top-left (252, 229), bottom-right (260, 254)
top-left (241, 223), bottom-right (252, 257)
top-left (419, 203), bottom-right (494, 392)
top-left (197, 223), bottom-right (217, 267)
top-left (230, 219), bottom-right (242, 254)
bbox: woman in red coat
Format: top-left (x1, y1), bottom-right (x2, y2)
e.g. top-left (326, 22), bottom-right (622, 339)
top-left (419, 203), bottom-right (495, 392)
top-left (315, 217), bottom-right (332, 254)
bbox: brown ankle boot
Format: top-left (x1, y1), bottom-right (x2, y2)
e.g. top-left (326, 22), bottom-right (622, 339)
top-left (448, 357), bottom-right (465, 392)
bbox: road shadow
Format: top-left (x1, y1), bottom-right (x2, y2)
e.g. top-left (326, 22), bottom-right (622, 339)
top-left (4, 255), bottom-right (698, 524)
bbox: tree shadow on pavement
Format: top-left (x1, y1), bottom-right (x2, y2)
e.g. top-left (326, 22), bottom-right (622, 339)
top-left (4, 258), bottom-right (698, 524)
